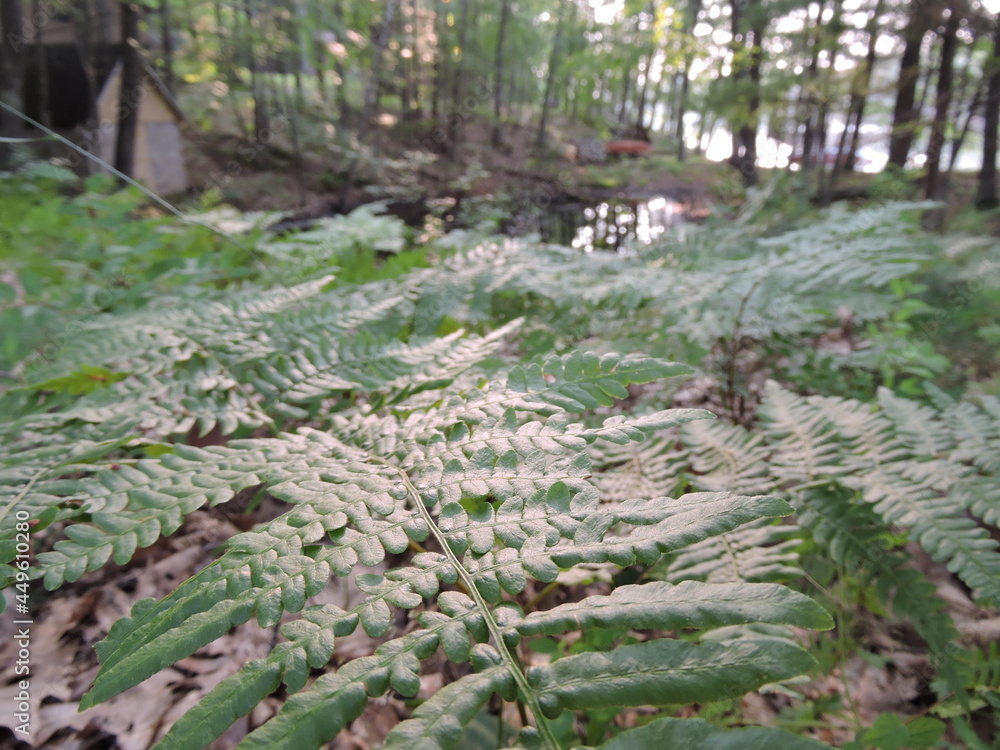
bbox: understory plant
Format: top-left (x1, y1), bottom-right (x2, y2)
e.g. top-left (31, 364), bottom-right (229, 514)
top-left (3, 164), bottom-right (1000, 747)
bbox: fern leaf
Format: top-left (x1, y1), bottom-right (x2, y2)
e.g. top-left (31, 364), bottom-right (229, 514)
top-left (589, 716), bottom-right (831, 749)
top-left (515, 581), bottom-right (832, 635)
top-left (380, 667), bottom-right (515, 750)
top-left (527, 638), bottom-right (817, 718)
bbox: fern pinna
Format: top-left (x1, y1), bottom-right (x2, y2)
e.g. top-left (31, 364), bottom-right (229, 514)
top-left (12, 347), bottom-right (833, 749)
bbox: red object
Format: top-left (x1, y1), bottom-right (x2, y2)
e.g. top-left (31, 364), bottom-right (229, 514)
top-left (606, 140), bottom-right (652, 156)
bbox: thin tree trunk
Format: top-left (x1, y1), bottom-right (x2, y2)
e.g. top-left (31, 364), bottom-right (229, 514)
top-left (446, 0), bottom-right (469, 151)
top-left (945, 25), bottom-right (981, 175)
top-left (0, 0), bottom-right (25, 166)
top-left (288, 64), bottom-right (306, 206)
top-left (404, 0), bottom-right (419, 122)
top-left (741, 10), bottom-right (763, 186)
top-left (431, 0), bottom-right (445, 123)
top-left (832, 0), bottom-right (882, 186)
top-left (159, 0), bottom-right (174, 92)
top-left (636, 4), bottom-right (657, 129)
top-left (799, 0), bottom-right (827, 180)
top-left (114, 1), bottom-right (142, 178)
top-left (947, 79), bottom-right (983, 175)
top-left (675, 0), bottom-right (701, 161)
top-left (888, 6), bottom-right (932, 167)
top-left (617, 70), bottom-right (632, 126)
top-left (728, 0), bottom-right (743, 166)
top-left (924, 6), bottom-right (960, 215)
top-left (843, 0), bottom-right (883, 171)
top-left (535, 0), bottom-right (565, 149)
top-left (33, 0), bottom-right (49, 128)
top-left (491, 0), bottom-right (511, 146)
top-left (340, 0), bottom-right (398, 207)
top-left (976, 15), bottom-right (1000, 210)
top-left (244, 0), bottom-right (269, 146)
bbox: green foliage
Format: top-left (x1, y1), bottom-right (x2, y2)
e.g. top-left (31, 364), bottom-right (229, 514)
top-left (50, 351), bottom-right (829, 749)
top-left (0, 172), bottom-right (834, 745)
top-left (3, 167), bottom-right (999, 747)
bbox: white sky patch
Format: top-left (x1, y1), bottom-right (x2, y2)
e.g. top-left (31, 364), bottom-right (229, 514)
top-left (875, 36), bottom-right (896, 55)
top-left (591, 0), bottom-right (622, 24)
top-left (774, 16), bottom-right (805, 34)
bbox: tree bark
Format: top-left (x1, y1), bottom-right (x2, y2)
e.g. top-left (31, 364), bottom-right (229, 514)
top-left (535, 0), bottom-right (565, 149)
top-left (947, 79), bottom-right (983, 175)
top-left (0, 0), bottom-right (25, 166)
top-left (33, 0), bottom-right (49, 128)
top-left (888, 5), bottom-right (933, 167)
top-left (635, 2), bottom-right (657, 129)
top-left (446, 0), bottom-right (469, 151)
top-left (340, 0), bottom-right (398, 207)
top-left (491, 0), bottom-right (510, 146)
top-left (244, 0), bottom-right (270, 146)
top-left (924, 6), bottom-right (961, 211)
top-left (159, 0), bottom-right (174, 92)
top-left (844, 0), bottom-right (884, 171)
top-left (676, 0), bottom-right (701, 160)
top-left (617, 69), bottom-right (632, 126)
top-left (114, 1), bottom-right (142, 178)
top-left (976, 15), bottom-right (1000, 210)
top-left (742, 12), bottom-right (763, 186)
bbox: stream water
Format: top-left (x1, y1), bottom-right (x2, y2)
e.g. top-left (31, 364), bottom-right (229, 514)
top-left (529, 195), bottom-right (686, 252)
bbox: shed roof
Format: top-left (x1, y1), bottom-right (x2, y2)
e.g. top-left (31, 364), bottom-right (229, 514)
top-left (97, 57), bottom-right (186, 124)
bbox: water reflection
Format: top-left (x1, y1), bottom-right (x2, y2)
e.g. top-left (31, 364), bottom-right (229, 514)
top-left (538, 196), bottom-right (684, 252)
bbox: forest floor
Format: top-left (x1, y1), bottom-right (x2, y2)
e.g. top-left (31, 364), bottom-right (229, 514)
top-left (180, 106), bottom-right (744, 224)
top-left (174, 95), bottom-right (1000, 238)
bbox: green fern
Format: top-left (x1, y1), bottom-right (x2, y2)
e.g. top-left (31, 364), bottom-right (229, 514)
top-left (55, 352), bottom-right (834, 749)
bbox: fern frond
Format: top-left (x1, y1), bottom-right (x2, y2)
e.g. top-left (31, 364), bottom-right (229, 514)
top-left (680, 419), bottom-right (774, 495)
top-left (72, 352), bottom-right (830, 749)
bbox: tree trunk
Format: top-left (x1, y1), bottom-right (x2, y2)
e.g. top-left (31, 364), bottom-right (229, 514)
top-left (446, 0), bottom-right (468, 151)
top-left (431, 0), bottom-right (445, 123)
top-left (617, 69), bottom-right (632, 126)
top-left (33, 0), bottom-right (49, 128)
top-left (946, 24), bottom-right (981, 175)
top-left (844, 0), bottom-right (883, 171)
top-left (676, 0), bottom-right (702, 161)
top-left (742, 13), bottom-right (763, 186)
top-left (947, 79), bottom-right (983, 175)
top-left (535, 0), bottom-right (565, 150)
top-left (244, 0), bottom-right (270, 146)
top-left (340, 0), bottom-right (398, 207)
top-left (636, 54), bottom-right (653, 129)
top-left (491, 0), bottom-right (510, 146)
top-left (0, 0), bottom-right (25, 166)
top-left (976, 15), bottom-right (1000, 210)
top-left (799, 0), bottom-right (829, 180)
top-left (924, 7), bottom-right (960, 211)
top-left (159, 0), bottom-right (174, 92)
top-left (888, 6), bottom-right (932, 167)
top-left (636, 3), bottom-right (657, 129)
top-left (114, 1), bottom-right (142, 178)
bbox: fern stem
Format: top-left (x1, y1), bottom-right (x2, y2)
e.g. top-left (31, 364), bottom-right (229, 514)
top-left (719, 533), bottom-right (742, 581)
top-left (391, 466), bottom-right (562, 750)
top-left (0, 469), bottom-right (44, 527)
top-left (833, 574), bottom-right (863, 731)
